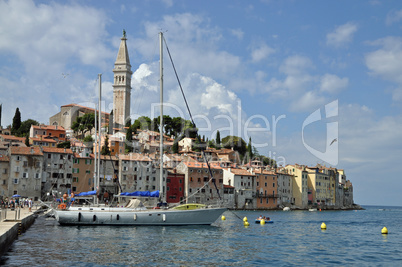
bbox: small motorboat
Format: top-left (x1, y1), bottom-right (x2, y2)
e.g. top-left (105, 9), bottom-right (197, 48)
top-left (255, 218), bottom-right (274, 224)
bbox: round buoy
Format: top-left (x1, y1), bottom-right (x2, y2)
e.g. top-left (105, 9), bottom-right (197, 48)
top-left (221, 215), bottom-right (226, 221)
top-left (260, 219), bottom-right (266, 225)
top-left (381, 227), bottom-right (388, 234)
top-left (243, 217), bottom-right (248, 222)
top-left (321, 222), bottom-right (327, 230)
top-left (244, 221), bottom-right (250, 226)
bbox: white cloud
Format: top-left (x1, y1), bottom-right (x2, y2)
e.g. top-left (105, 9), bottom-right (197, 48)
top-left (326, 22), bottom-right (358, 48)
top-left (231, 28), bottom-right (244, 40)
top-left (279, 55), bottom-right (314, 76)
top-left (320, 74), bottom-right (348, 94)
top-left (386, 9), bottom-right (402, 25)
top-left (250, 43), bottom-right (275, 63)
top-left (365, 36), bottom-right (402, 101)
top-left (200, 76), bottom-right (238, 114)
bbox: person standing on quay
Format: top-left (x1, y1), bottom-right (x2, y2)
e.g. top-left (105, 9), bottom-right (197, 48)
top-left (28, 198), bottom-right (33, 212)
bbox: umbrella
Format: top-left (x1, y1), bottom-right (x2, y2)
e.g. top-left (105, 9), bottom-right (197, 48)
top-left (12, 194), bottom-right (21, 198)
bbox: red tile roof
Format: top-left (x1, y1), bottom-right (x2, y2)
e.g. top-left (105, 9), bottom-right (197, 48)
top-left (32, 125), bottom-right (66, 131)
top-left (42, 147), bottom-right (73, 154)
top-left (0, 154), bottom-right (9, 162)
top-left (10, 146), bottom-right (43, 156)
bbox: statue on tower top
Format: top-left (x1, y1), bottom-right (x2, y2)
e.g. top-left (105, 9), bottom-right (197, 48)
top-left (123, 29), bottom-right (126, 38)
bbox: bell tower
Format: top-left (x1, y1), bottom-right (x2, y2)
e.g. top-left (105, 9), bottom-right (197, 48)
top-left (113, 30), bottom-right (133, 131)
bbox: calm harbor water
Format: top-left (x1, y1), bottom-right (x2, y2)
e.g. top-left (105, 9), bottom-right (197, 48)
top-left (2, 205), bottom-right (402, 266)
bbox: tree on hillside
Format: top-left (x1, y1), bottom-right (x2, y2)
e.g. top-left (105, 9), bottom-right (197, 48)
top-left (125, 119), bottom-right (132, 128)
top-left (71, 113), bottom-right (95, 138)
top-left (19, 119), bottom-right (39, 137)
top-left (216, 130), bottom-right (221, 148)
top-left (247, 137), bottom-right (253, 161)
top-left (221, 135), bottom-right (247, 157)
top-left (125, 125), bottom-right (134, 153)
top-left (101, 135), bottom-right (111, 155)
top-left (11, 108), bottom-right (21, 135)
top-left (57, 141), bottom-right (71, 149)
top-left (172, 140), bottom-right (179, 153)
top-left (25, 134), bottom-right (30, 147)
top-left (132, 116), bottom-right (152, 133)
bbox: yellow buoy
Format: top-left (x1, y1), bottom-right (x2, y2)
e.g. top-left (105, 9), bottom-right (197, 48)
top-left (221, 215), bottom-right (226, 221)
top-left (321, 222), bottom-right (327, 230)
top-left (381, 227), bottom-right (388, 234)
top-left (244, 221), bottom-right (250, 226)
top-left (243, 217), bottom-right (248, 222)
top-left (260, 219), bottom-right (265, 225)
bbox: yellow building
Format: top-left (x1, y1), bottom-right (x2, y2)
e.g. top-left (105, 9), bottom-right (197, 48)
top-left (285, 164), bottom-right (308, 209)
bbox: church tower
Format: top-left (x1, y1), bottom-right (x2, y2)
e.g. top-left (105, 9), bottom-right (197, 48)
top-left (113, 30), bottom-right (133, 131)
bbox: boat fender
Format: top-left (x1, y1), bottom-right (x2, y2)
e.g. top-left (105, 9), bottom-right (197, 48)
top-left (134, 214), bottom-right (137, 221)
top-left (163, 214), bottom-right (166, 222)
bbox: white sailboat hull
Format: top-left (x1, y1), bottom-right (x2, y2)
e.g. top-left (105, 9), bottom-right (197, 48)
top-left (54, 207), bottom-right (226, 226)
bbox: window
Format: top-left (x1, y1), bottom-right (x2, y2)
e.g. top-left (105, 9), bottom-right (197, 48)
top-left (203, 177), bottom-right (208, 182)
top-left (35, 173), bottom-right (40, 179)
top-left (14, 179), bottom-right (19, 184)
top-left (86, 170), bottom-right (90, 174)
top-left (35, 162), bottom-right (40, 168)
top-left (23, 172), bottom-right (28, 178)
top-left (73, 177), bottom-right (79, 183)
top-left (74, 158), bottom-right (79, 164)
top-left (23, 161), bottom-right (28, 167)
top-left (273, 183), bottom-right (275, 187)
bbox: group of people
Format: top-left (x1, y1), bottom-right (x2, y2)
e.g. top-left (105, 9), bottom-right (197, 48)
top-left (1, 198), bottom-right (34, 212)
top-left (258, 215), bottom-right (271, 221)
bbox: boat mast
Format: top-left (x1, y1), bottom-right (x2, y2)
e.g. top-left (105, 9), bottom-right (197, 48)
top-left (94, 83), bottom-right (98, 194)
top-left (96, 73), bottom-right (102, 205)
top-left (159, 32), bottom-right (165, 203)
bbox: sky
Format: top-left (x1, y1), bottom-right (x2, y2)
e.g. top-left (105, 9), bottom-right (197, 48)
top-left (1, 0), bottom-right (402, 206)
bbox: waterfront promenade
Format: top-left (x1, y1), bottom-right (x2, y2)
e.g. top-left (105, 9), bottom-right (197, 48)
top-left (0, 207), bottom-right (38, 255)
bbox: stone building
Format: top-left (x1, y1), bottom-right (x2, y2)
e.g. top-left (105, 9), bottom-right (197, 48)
top-left (41, 147), bottom-right (73, 197)
top-left (6, 147), bottom-right (44, 201)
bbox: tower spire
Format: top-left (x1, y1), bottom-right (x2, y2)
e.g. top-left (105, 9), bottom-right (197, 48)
top-left (112, 30), bottom-right (133, 132)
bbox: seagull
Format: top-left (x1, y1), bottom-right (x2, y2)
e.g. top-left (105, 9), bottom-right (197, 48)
top-left (62, 73), bottom-right (69, 78)
top-left (330, 138), bottom-right (337, 146)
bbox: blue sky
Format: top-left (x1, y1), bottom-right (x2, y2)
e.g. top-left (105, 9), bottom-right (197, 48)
top-left (1, 0), bottom-right (402, 206)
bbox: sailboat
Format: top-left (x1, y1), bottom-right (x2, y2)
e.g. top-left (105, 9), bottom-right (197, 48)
top-left (54, 32), bottom-right (226, 225)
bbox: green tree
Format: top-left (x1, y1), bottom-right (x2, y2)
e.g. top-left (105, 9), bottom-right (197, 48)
top-left (125, 119), bottom-right (132, 128)
top-left (71, 113), bottom-right (95, 138)
top-left (11, 108), bottom-right (21, 135)
top-left (83, 135), bottom-right (94, 143)
top-left (125, 125), bottom-right (133, 153)
top-left (216, 130), bottom-right (221, 148)
top-left (221, 135), bottom-right (247, 157)
top-left (101, 135), bottom-right (111, 155)
top-left (172, 140), bottom-right (179, 153)
top-left (25, 134), bottom-right (30, 147)
top-left (247, 137), bottom-right (253, 161)
top-left (132, 116), bottom-right (152, 133)
top-left (19, 119), bottom-right (39, 137)
top-left (57, 141), bottom-right (71, 148)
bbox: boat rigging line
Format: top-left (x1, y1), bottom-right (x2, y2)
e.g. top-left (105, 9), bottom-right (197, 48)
top-left (162, 35), bottom-right (221, 201)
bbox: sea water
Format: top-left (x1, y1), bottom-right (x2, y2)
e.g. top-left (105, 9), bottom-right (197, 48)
top-left (1, 206), bottom-right (402, 266)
